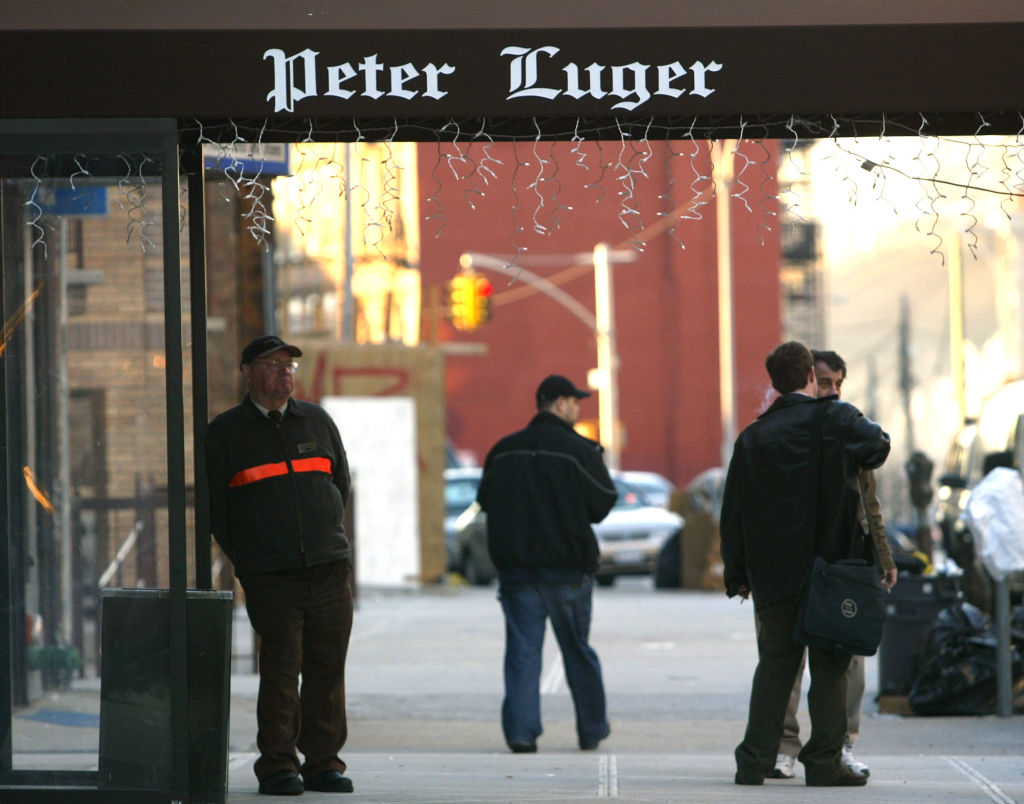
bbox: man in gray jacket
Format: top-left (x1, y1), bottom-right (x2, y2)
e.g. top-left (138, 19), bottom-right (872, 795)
top-left (477, 374), bottom-right (618, 754)
top-left (721, 341), bottom-right (890, 787)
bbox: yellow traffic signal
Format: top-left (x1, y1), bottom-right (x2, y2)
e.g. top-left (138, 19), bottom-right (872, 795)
top-left (449, 273), bottom-right (477, 330)
top-left (474, 276), bottom-right (492, 326)
top-left (449, 271), bottom-right (493, 331)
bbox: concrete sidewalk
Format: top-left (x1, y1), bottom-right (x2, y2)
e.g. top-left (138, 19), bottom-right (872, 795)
top-left (222, 750), bottom-right (1021, 803)
top-left (223, 585), bottom-right (1024, 802)
top-left (11, 583), bottom-right (1024, 802)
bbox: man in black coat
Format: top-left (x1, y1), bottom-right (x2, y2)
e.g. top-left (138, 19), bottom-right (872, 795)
top-left (206, 335), bottom-right (355, 796)
top-left (477, 374), bottom-right (618, 754)
top-left (720, 341), bottom-right (890, 787)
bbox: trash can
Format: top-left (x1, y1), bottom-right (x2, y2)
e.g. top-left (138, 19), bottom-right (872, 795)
top-left (98, 588), bottom-right (233, 802)
top-left (878, 574), bottom-right (962, 696)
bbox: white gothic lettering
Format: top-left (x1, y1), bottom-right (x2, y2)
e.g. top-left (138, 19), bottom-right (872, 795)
top-left (263, 46), bottom-right (723, 113)
top-left (501, 45), bottom-right (723, 111)
top-left (264, 48), bottom-right (456, 112)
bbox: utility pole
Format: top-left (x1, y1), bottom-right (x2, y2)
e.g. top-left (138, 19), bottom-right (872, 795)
top-left (342, 142), bottom-right (356, 341)
top-left (899, 292), bottom-right (934, 558)
top-left (948, 233), bottom-right (966, 424)
top-left (715, 140), bottom-right (737, 470)
top-left (899, 292), bottom-right (915, 453)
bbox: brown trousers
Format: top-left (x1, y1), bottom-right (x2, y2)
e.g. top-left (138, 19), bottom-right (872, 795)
top-left (241, 558), bottom-right (354, 781)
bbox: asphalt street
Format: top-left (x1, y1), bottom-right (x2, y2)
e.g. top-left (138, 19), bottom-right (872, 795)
top-left (12, 577), bottom-right (1024, 802)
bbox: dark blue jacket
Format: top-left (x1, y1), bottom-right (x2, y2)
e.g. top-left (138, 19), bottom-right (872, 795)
top-left (477, 411), bottom-right (617, 582)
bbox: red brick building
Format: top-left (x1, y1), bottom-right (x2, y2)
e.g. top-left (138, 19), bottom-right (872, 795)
top-left (418, 140), bottom-right (782, 487)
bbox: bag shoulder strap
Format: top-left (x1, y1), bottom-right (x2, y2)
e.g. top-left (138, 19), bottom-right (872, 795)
top-left (808, 398), bottom-right (829, 545)
top-left (810, 398), bottom-right (867, 562)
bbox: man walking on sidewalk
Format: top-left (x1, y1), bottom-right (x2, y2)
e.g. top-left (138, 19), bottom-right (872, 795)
top-left (477, 374), bottom-right (618, 753)
top-left (721, 341), bottom-right (890, 787)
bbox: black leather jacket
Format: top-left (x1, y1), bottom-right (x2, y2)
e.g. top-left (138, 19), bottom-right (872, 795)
top-left (720, 393), bottom-right (890, 606)
top-left (206, 396), bottom-right (351, 577)
top-left (477, 411), bottom-right (618, 582)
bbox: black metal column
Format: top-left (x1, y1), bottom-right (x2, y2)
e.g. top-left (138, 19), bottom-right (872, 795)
top-left (184, 145), bottom-right (211, 592)
top-left (160, 127), bottom-right (191, 803)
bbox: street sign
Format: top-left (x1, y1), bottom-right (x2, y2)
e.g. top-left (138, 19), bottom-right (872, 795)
top-left (203, 142), bottom-right (290, 176)
top-left (36, 186), bottom-right (108, 216)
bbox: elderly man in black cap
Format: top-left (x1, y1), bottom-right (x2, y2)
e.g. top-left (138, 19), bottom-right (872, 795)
top-left (477, 374), bottom-right (618, 754)
top-left (206, 335), bottom-right (355, 796)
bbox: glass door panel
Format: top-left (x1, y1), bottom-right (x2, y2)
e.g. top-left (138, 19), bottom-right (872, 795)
top-left (3, 162), bottom-right (177, 774)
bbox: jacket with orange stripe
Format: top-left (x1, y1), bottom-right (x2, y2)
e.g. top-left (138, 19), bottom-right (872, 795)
top-left (205, 395), bottom-right (352, 577)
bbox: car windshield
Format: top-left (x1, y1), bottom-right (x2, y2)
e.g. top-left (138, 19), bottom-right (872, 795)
top-left (445, 477), bottom-right (480, 514)
top-left (613, 478), bottom-right (647, 510)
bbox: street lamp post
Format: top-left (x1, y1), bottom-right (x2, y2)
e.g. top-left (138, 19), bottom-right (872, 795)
top-left (715, 140), bottom-right (737, 470)
top-left (461, 246), bottom-right (632, 468)
top-left (592, 243), bottom-right (620, 470)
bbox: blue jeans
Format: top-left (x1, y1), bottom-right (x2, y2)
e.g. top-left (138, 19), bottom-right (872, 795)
top-left (498, 576), bottom-right (608, 748)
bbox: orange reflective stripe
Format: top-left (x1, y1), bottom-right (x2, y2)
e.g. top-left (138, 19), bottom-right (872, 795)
top-left (229, 462), bottom-right (288, 487)
top-left (291, 457), bottom-right (332, 475)
top-left (228, 456), bottom-right (332, 488)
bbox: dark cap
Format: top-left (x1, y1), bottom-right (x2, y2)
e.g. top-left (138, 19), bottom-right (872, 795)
top-left (536, 374), bottom-right (591, 405)
top-left (240, 335), bottom-right (302, 367)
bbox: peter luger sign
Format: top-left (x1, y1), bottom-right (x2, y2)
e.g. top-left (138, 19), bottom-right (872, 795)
top-left (264, 45), bottom-right (723, 114)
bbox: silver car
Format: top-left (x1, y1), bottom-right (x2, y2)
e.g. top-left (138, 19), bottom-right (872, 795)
top-left (453, 474), bottom-right (684, 586)
top-left (444, 467), bottom-right (483, 570)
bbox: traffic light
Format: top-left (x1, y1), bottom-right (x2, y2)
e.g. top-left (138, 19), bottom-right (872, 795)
top-left (448, 273), bottom-right (477, 330)
top-left (474, 275), bottom-right (492, 326)
top-left (448, 271), bottom-right (493, 331)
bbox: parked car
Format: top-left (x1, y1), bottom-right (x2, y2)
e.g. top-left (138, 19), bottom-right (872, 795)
top-left (453, 473), bottom-right (684, 586)
top-left (654, 466), bottom-right (725, 589)
top-left (934, 422), bottom-right (981, 576)
top-left (443, 467), bottom-right (482, 570)
top-left (934, 381), bottom-right (1024, 610)
top-left (615, 470), bottom-right (676, 508)
top-left (594, 476), bottom-right (685, 585)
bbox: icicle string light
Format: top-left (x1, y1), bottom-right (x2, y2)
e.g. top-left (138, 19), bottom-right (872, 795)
top-left (424, 136), bottom-right (447, 240)
top-left (25, 156), bottom-right (48, 257)
top-left (20, 114), bottom-right (1024, 263)
top-left (529, 117), bottom-right (550, 236)
top-left (114, 154), bottom-right (156, 252)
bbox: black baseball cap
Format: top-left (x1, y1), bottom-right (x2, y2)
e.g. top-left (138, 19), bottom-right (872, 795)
top-left (240, 335), bottom-right (302, 367)
top-left (536, 374), bottom-right (591, 405)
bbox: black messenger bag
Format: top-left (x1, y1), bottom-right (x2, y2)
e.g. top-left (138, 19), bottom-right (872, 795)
top-left (792, 400), bottom-right (885, 656)
top-left (793, 555), bottom-right (885, 655)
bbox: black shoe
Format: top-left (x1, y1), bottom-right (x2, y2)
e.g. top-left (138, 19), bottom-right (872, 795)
top-left (806, 767), bottom-right (869, 787)
top-left (258, 770), bottom-right (304, 796)
top-left (509, 741), bottom-right (537, 753)
top-left (303, 769), bottom-right (354, 793)
top-left (734, 771), bottom-right (765, 786)
top-left (580, 724), bottom-right (611, 751)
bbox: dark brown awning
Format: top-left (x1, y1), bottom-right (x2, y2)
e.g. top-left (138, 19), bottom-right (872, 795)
top-left (3, 1), bottom-right (1024, 139)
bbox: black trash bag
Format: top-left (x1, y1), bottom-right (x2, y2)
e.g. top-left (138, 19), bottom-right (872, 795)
top-left (907, 602), bottom-right (1024, 715)
top-left (893, 551), bottom-right (928, 575)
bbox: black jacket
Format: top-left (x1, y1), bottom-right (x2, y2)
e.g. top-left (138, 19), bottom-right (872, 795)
top-left (720, 393), bottom-right (890, 606)
top-left (477, 411), bottom-right (618, 582)
top-left (205, 396), bottom-right (352, 577)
